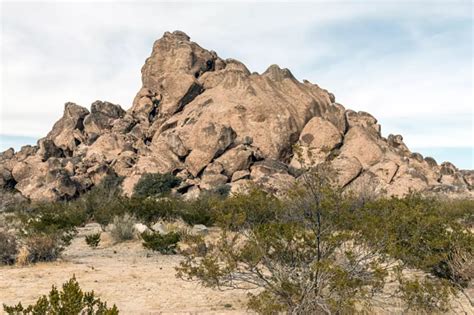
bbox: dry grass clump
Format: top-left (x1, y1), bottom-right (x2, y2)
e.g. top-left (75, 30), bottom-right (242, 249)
top-left (110, 213), bottom-right (136, 242)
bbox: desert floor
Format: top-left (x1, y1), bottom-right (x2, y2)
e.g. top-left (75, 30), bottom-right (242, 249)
top-left (0, 226), bottom-right (252, 314)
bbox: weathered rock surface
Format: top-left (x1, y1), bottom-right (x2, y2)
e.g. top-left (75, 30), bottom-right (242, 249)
top-left (0, 30), bottom-right (472, 203)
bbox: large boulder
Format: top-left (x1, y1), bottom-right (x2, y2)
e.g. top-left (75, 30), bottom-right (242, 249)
top-left (46, 102), bottom-right (89, 152)
top-left (184, 123), bottom-right (236, 176)
top-left (83, 101), bottom-right (126, 136)
top-left (290, 117), bottom-right (343, 168)
top-left (339, 126), bottom-right (383, 168)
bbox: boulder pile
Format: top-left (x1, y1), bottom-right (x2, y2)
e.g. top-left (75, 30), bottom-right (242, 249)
top-left (1, 31), bottom-right (472, 203)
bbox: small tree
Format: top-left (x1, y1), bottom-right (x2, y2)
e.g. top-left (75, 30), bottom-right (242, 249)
top-left (133, 173), bottom-right (181, 198)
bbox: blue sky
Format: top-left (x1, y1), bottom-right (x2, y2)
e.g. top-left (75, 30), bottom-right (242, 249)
top-left (1, 1), bottom-right (472, 169)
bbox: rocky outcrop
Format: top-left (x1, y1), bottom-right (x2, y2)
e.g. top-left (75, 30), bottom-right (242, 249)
top-left (0, 30), bottom-right (472, 204)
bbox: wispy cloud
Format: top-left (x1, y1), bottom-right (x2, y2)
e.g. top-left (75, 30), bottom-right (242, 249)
top-left (1, 1), bottom-right (472, 168)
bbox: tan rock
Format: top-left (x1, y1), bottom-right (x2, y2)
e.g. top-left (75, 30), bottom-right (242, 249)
top-left (184, 123), bottom-right (236, 176)
top-left (290, 117), bottom-right (342, 168)
top-left (86, 133), bottom-right (133, 162)
top-left (369, 160), bottom-right (399, 184)
top-left (214, 145), bottom-right (253, 177)
top-left (47, 102), bottom-right (89, 152)
top-left (332, 156), bottom-right (363, 187)
top-left (339, 126), bottom-right (383, 168)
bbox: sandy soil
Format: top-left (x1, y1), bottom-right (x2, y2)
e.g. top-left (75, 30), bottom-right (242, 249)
top-left (0, 227), bottom-right (252, 314)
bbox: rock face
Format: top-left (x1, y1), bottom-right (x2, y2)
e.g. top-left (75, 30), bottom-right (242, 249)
top-left (0, 30), bottom-right (472, 203)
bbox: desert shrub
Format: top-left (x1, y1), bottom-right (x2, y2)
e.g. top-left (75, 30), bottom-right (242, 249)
top-left (110, 214), bottom-right (136, 242)
top-left (75, 175), bottom-right (127, 226)
top-left (212, 188), bottom-right (281, 229)
top-left (87, 197), bottom-right (129, 228)
top-left (133, 173), bottom-right (181, 198)
top-left (177, 166), bottom-right (462, 314)
top-left (25, 235), bottom-right (63, 263)
top-left (398, 276), bottom-right (453, 313)
top-left (15, 202), bottom-right (85, 238)
top-left (126, 196), bottom-right (181, 223)
top-left (179, 196), bottom-right (218, 226)
top-left (3, 276), bottom-right (119, 314)
top-left (141, 231), bottom-right (181, 254)
top-left (85, 233), bottom-right (101, 248)
top-left (0, 231), bottom-right (18, 265)
top-left (354, 195), bottom-right (474, 287)
top-left (12, 202), bottom-right (84, 261)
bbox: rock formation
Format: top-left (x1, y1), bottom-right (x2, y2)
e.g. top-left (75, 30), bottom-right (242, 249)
top-left (1, 31), bottom-right (472, 203)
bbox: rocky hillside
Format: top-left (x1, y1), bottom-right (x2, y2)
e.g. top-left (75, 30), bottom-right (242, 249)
top-left (1, 30), bottom-right (472, 203)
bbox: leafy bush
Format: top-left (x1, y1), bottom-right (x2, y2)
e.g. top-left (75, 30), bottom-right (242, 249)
top-left (85, 233), bottom-right (101, 248)
top-left (110, 214), bottom-right (136, 242)
top-left (133, 173), bottom-right (181, 198)
top-left (25, 235), bottom-right (63, 263)
top-left (0, 231), bottom-right (18, 265)
top-left (3, 276), bottom-right (119, 314)
top-left (141, 231), bottom-right (181, 254)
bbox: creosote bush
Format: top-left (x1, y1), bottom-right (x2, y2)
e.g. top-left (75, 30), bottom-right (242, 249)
top-left (85, 233), bottom-right (101, 248)
top-left (141, 231), bottom-right (181, 254)
top-left (133, 173), bottom-right (181, 198)
top-left (3, 276), bottom-right (119, 314)
top-left (0, 231), bottom-right (18, 265)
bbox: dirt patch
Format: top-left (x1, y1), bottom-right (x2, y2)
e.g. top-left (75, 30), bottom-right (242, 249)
top-left (0, 229), bottom-right (252, 314)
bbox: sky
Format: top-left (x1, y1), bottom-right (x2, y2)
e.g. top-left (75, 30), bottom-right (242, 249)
top-left (0, 0), bottom-right (473, 169)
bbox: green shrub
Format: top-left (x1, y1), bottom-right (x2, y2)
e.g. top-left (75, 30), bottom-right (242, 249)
top-left (354, 194), bottom-right (474, 287)
top-left (141, 231), bottom-right (181, 254)
top-left (3, 276), bottom-right (119, 314)
top-left (12, 202), bottom-right (84, 262)
top-left (76, 176), bottom-right (127, 227)
top-left (15, 202), bottom-right (85, 238)
top-left (398, 276), bottom-right (453, 313)
top-left (0, 231), bottom-right (18, 265)
top-left (213, 189), bottom-right (281, 229)
top-left (126, 196), bottom-right (181, 223)
top-left (133, 173), bottom-right (181, 198)
top-left (85, 233), bottom-right (101, 248)
top-left (110, 214), bottom-right (136, 242)
top-left (26, 235), bottom-right (63, 263)
top-left (180, 196), bottom-right (217, 226)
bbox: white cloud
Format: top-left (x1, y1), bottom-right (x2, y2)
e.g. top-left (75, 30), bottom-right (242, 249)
top-left (0, 1), bottom-right (472, 166)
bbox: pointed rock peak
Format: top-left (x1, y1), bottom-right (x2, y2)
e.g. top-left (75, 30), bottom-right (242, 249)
top-left (263, 64), bottom-right (295, 82)
top-left (163, 30), bottom-right (191, 41)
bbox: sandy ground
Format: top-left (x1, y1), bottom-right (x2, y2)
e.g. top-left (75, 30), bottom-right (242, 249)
top-left (1, 225), bottom-right (473, 315)
top-left (0, 227), bottom-right (252, 314)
